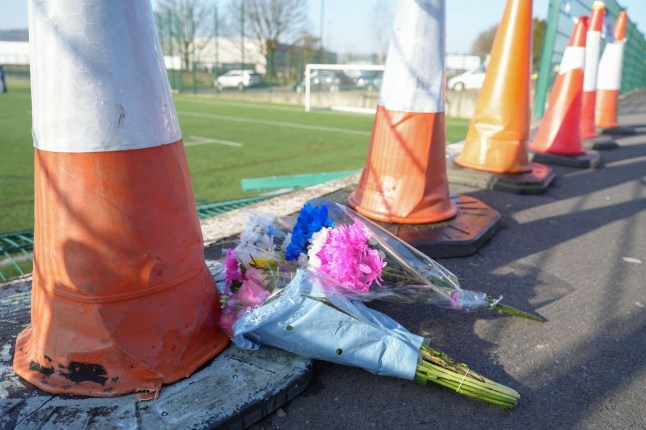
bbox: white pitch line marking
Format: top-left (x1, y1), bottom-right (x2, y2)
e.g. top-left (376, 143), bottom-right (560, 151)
top-left (184, 135), bottom-right (243, 148)
top-left (177, 110), bottom-right (371, 137)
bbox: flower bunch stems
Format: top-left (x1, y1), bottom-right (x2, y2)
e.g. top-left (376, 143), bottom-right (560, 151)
top-left (487, 298), bottom-right (545, 323)
top-left (415, 344), bottom-right (520, 409)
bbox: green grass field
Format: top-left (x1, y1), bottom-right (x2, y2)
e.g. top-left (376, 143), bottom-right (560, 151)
top-left (0, 78), bottom-right (469, 233)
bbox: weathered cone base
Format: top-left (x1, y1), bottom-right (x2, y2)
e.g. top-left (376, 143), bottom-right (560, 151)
top-left (530, 149), bottom-right (601, 169)
top-left (2, 275), bottom-right (311, 429)
top-left (601, 126), bottom-right (636, 136)
top-left (447, 156), bottom-right (555, 194)
top-left (583, 136), bottom-right (619, 150)
top-left (373, 194), bottom-right (501, 258)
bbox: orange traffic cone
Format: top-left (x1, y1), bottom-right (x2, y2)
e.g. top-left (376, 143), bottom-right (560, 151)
top-left (596, 11), bottom-right (634, 135)
top-left (529, 17), bottom-right (601, 168)
top-left (449, 0), bottom-right (555, 194)
top-left (348, 0), bottom-right (500, 258)
top-left (14, 0), bottom-right (229, 398)
top-left (581, 1), bottom-right (618, 149)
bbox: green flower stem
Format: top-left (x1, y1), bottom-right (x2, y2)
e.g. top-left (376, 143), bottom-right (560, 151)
top-left (415, 344), bottom-right (519, 409)
top-left (486, 298), bottom-right (546, 323)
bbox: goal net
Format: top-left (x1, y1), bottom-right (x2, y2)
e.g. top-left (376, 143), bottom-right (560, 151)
top-left (299, 63), bottom-right (385, 113)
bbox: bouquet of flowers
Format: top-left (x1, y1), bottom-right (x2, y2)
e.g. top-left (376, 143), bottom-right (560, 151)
top-left (227, 199), bottom-right (543, 321)
top-left (211, 201), bottom-right (530, 408)
top-left (211, 262), bottom-right (520, 408)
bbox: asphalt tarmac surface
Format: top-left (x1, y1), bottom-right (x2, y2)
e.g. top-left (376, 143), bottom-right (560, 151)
top-left (249, 92), bottom-right (646, 430)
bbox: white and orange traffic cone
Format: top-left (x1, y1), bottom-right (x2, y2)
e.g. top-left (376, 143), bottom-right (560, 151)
top-left (449, 0), bottom-right (555, 194)
top-left (530, 17), bottom-right (601, 168)
top-left (596, 11), bottom-right (633, 135)
top-left (581, 1), bottom-right (618, 148)
top-left (13, 0), bottom-right (229, 398)
top-left (348, 0), bottom-right (500, 258)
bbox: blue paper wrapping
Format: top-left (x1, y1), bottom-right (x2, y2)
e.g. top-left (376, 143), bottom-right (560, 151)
top-left (214, 266), bottom-right (424, 381)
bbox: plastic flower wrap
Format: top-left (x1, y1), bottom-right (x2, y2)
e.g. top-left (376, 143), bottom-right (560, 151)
top-left (208, 261), bottom-right (520, 408)
top-left (278, 199), bottom-right (542, 321)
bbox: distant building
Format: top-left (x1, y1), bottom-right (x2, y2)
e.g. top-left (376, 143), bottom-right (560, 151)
top-left (0, 41), bottom-right (30, 65)
top-left (0, 30), bottom-right (30, 65)
top-left (0, 29), bottom-right (28, 42)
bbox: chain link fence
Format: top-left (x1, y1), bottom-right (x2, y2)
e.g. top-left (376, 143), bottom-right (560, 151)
top-left (534, 0), bottom-right (646, 118)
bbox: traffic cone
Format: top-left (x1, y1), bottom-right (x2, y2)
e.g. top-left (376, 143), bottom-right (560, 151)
top-left (14, 0), bottom-right (229, 398)
top-left (596, 11), bottom-right (634, 135)
top-left (449, 0), bottom-right (555, 194)
top-left (529, 17), bottom-right (601, 168)
top-left (581, 1), bottom-right (618, 149)
top-left (348, 0), bottom-right (500, 258)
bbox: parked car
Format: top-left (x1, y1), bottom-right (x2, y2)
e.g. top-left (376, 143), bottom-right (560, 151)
top-left (447, 65), bottom-right (487, 90)
top-left (353, 70), bottom-right (383, 91)
top-left (293, 71), bottom-right (354, 93)
top-left (215, 70), bottom-right (261, 91)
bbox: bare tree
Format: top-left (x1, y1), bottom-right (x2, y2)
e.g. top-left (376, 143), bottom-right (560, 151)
top-left (228, 0), bottom-right (309, 76)
top-left (155, 0), bottom-right (214, 71)
top-left (471, 24), bottom-right (498, 57)
top-left (370, 0), bottom-right (394, 64)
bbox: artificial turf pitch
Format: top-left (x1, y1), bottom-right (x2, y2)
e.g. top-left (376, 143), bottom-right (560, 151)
top-left (0, 79), bottom-right (469, 233)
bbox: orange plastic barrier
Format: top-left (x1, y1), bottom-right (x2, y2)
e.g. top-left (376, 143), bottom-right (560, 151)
top-left (530, 18), bottom-right (588, 155)
top-left (595, 11), bottom-right (628, 129)
top-left (581, 1), bottom-right (605, 139)
top-left (14, 0), bottom-right (229, 398)
top-left (349, 0), bottom-right (456, 224)
top-left (454, 0), bottom-right (533, 174)
top-left (349, 108), bottom-right (457, 223)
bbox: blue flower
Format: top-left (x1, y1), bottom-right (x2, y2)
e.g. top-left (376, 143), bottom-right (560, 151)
top-left (285, 203), bottom-right (334, 260)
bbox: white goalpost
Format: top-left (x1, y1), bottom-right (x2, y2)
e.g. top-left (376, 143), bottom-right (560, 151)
top-left (302, 63), bottom-right (385, 113)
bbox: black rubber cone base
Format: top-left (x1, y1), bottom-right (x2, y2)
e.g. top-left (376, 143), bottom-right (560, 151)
top-left (447, 156), bottom-right (556, 194)
top-left (530, 149), bottom-right (601, 169)
top-left (583, 135), bottom-right (619, 150)
top-left (373, 194), bottom-right (501, 258)
top-left (601, 126), bottom-right (636, 136)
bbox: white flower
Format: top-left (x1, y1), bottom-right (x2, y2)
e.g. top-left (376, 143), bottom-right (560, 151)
top-left (297, 252), bottom-right (309, 267)
top-left (307, 227), bottom-right (331, 270)
top-left (256, 233), bottom-right (275, 253)
top-left (281, 233), bottom-right (292, 253)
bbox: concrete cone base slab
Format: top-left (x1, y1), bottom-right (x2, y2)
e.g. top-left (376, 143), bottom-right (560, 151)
top-left (372, 195), bottom-right (501, 258)
top-left (601, 126), bottom-right (636, 136)
top-left (0, 277), bottom-right (311, 430)
top-left (583, 136), bottom-right (619, 150)
top-left (530, 149), bottom-right (601, 169)
top-left (447, 156), bottom-right (556, 194)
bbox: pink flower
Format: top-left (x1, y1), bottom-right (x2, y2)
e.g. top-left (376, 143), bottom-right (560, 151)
top-left (235, 267), bottom-right (270, 307)
top-left (313, 219), bottom-right (385, 293)
top-left (225, 248), bottom-right (243, 285)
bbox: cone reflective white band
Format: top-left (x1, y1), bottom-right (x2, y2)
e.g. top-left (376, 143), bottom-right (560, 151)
top-left (583, 31), bottom-right (601, 91)
top-left (29, 0), bottom-right (181, 153)
top-left (559, 47), bottom-right (585, 74)
top-left (378, 0), bottom-right (444, 113)
top-left (597, 42), bottom-right (624, 90)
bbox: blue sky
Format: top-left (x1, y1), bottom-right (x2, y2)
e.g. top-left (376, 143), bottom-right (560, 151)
top-left (1, 0), bottom-right (644, 54)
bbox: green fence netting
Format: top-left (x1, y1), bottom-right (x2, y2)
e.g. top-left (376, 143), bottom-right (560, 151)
top-left (0, 230), bottom-right (34, 282)
top-left (535, 0), bottom-right (646, 118)
top-left (0, 194), bottom-right (285, 282)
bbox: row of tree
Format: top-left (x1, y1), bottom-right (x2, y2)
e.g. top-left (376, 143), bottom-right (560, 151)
top-left (154, 0), bottom-right (545, 77)
top-left (155, 0), bottom-right (319, 73)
